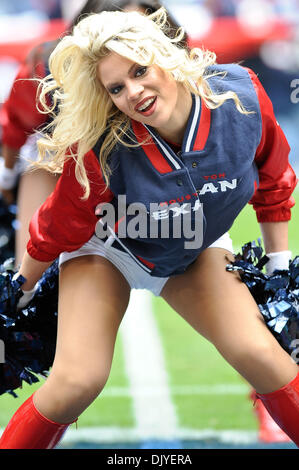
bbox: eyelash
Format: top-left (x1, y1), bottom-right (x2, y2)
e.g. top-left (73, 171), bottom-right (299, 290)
top-left (109, 66), bottom-right (148, 95)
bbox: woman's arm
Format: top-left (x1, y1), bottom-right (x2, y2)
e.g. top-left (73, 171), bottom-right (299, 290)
top-left (245, 70), bottom-right (297, 273)
top-left (247, 68), bottom-right (297, 223)
top-left (245, 68), bottom-right (297, 274)
top-left (260, 221), bottom-right (289, 253)
top-left (17, 250), bottom-right (53, 291)
top-left (26, 151), bottom-right (113, 263)
top-left (13, 151), bottom-right (111, 294)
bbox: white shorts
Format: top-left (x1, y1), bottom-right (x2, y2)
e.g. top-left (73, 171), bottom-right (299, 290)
top-left (59, 232), bottom-right (234, 297)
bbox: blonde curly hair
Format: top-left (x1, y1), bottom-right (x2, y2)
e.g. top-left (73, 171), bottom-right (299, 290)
top-left (35, 7), bottom-right (249, 199)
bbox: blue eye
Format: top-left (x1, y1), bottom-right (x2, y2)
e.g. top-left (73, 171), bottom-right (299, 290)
top-left (135, 66), bottom-right (147, 77)
top-left (109, 85), bottom-right (123, 95)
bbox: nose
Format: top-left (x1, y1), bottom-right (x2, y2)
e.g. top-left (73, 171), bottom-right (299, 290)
top-left (126, 80), bottom-right (144, 101)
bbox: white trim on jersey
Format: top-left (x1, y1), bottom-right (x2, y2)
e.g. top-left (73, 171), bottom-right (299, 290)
top-left (144, 125), bottom-right (182, 170)
top-left (185, 94), bottom-right (201, 152)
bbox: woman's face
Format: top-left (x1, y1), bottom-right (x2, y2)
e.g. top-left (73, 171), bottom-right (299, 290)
top-left (97, 52), bottom-right (187, 140)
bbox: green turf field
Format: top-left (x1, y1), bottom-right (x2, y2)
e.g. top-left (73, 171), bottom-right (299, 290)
top-left (0, 192), bottom-right (298, 440)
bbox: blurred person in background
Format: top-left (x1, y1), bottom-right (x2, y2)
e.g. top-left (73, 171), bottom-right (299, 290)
top-left (203, 0), bottom-right (238, 17)
top-left (0, 0), bottom-right (62, 18)
top-left (0, 1), bottom-right (34, 15)
top-left (30, 0), bottom-right (63, 20)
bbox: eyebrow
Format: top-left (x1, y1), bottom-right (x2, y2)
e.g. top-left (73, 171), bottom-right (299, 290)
top-left (105, 62), bottom-right (139, 90)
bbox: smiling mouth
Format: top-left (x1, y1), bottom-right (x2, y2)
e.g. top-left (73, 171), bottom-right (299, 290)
top-left (135, 96), bottom-right (157, 114)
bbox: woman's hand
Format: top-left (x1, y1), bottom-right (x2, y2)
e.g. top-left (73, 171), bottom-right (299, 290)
top-left (260, 221), bottom-right (291, 275)
top-left (12, 272), bottom-right (39, 309)
top-left (265, 250), bottom-right (292, 275)
top-left (12, 252), bottom-right (53, 309)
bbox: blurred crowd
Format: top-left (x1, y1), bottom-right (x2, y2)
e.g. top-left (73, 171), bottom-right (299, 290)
top-left (0, 0), bottom-right (298, 170)
top-left (0, 0), bottom-right (84, 20)
top-left (1, 0), bottom-right (299, 70)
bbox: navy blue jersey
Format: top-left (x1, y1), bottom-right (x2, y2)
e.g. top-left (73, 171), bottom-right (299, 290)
top-left (93, 64), bottom-right (261, 276)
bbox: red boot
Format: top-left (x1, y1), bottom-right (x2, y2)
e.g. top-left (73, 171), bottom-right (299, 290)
top-left (256, 371), bottom-right (299, 447)
top-left (250, 390), bottom-right (291, 443)
top-left (0, 394), bottom-right (75, 449)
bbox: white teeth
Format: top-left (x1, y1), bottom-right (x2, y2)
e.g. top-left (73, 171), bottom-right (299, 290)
top-left (138, 97), bottom-right (155, 111)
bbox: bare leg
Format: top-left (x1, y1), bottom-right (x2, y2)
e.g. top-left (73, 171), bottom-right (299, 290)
top-left (33, 254), bottom-right (131, 423)
top-left (15, 169), bottom-right (59, 267)
top-left (161, 248), bottom-right (298, 393)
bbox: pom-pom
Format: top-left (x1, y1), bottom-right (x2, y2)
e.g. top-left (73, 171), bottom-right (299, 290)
top-left (0, 261), bottom-right (59, 396)
top-left (226, 240), bottom-right (299, 361)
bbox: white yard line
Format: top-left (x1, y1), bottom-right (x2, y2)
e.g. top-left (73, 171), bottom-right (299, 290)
top-left (99, 384), bottom-right (250, 397)
top-left (57, 426), bottom-right (258, 445)
top-left (0, 425), bottom-right (258, 445)
top-left (119, 290), bottom-right (179, 439)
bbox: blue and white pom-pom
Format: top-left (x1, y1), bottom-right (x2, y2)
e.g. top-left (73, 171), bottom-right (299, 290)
top-left (226, 240), bottom-right (299, 360)
top-left (0, 260), bottom-right (59, 397)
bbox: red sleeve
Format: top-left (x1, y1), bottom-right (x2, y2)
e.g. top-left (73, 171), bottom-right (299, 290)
top-left (26, 150), bottom-right (114, 262)
top-left (246, 68), bottom-right (298, 222)
top-left (0, 61), bottom-right (47, 149)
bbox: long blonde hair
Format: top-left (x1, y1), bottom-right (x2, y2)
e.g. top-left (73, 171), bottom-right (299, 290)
top-left (35, 7), bottom-right (249, 199)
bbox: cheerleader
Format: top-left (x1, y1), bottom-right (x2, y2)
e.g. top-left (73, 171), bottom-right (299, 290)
top-left (1, 2), bottom-right (287, 441)
top-left (0, 7), bottom-right (297, 449)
